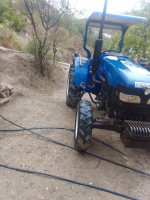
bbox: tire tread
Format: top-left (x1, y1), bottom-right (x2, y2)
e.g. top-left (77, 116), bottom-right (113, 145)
top-left (66, 65), bottom-right (81, 108)
top-left (75, 100), bottom-right (93, 150)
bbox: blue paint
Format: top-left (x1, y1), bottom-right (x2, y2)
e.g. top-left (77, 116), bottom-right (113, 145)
top-left (74, 57), bottom-right (100, 92)
top-left (90, 12), bottom-right (147, 24)
top-left (75, 11), bottom-right (148, 94)
top-left (74, 53), bottom-right (150, 93)
top-left (83, 23), bottom-right (91, 59)
top-left (119, 28), bottom-right (127, 53)
top-left (97, 54), bottom-right (150, 88)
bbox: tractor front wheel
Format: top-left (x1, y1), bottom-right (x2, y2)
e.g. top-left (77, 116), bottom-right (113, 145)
top-left (66, 64), bottom-right (82, 108)
top-left (74, 100), bottom-right (93, 150)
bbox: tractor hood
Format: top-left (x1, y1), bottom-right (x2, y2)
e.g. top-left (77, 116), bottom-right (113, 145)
top-left (99, 54), bottom-right (150, 89)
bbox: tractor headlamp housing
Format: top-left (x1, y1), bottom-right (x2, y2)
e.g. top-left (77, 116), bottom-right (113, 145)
top-left (147, 99), bottom-right (150, 105)
top-left (145, 89), bottom-right (150, 96)
top-left (119, 92), bottom-right (141, 104)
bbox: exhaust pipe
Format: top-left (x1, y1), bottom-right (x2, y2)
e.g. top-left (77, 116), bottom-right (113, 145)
top-left (92, 0), bottom-right (108, 84)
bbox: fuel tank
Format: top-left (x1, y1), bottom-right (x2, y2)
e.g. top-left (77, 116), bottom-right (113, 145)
top-left (97, 54), bottom-right (150, 88)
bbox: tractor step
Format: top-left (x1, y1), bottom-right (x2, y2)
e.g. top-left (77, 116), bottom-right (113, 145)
top-left (121, 120), bottom-right (150, 148)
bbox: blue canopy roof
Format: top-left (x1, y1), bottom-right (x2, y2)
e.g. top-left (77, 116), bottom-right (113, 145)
top-left (87, 12), bottom-right (147, 30)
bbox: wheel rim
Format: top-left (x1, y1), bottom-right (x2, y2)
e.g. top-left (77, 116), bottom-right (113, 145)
top-left (66, 76), bottom-right (69, 97)
top-left (75, 110), bottom-right (79, 142)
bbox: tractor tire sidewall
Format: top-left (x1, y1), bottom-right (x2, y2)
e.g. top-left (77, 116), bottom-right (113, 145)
top-left (74, 100), bottom-right (93, 150)
top-left (66, 64), bottom-right (82, 108)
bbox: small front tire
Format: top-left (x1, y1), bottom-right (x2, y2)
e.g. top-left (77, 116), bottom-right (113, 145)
top-left (74, 100), bottom-right (93, 150)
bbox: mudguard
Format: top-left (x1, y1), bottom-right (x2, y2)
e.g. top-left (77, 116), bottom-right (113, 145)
top-left (74, 56), bottom-right (100, 92)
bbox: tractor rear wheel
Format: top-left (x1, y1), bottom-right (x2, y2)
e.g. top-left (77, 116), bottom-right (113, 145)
top-left (66, 64), bottom-right (82, 108)
top-left (74, 100), bottom-right (93, 150)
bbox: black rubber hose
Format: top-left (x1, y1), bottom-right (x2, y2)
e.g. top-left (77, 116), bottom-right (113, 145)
top-left (92, 137), bottom-right (128, 157)
top-left (0, 126), bottom-right (128, 157)
top-left (0, 114), bottom-right (150, 177)
top-left (89, 93), bottom-right (97, 104)
top-left (0, 127), bottom-right (74, 132)
top-left (0, 163), bottom-right (139, 200)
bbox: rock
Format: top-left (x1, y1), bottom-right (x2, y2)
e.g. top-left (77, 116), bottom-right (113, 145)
top-left (0, 98), bottom-right (9, 107)
top-left (5, 90), bottom-right (10, 97)
top-left (0, 90), bottom-right (7, 98)
top-left (0, 85), bottom-right (14, 98)
top-left (0, 84), bottom-right (16, 107)
top-left (9, 88), bottom-right (14, 96)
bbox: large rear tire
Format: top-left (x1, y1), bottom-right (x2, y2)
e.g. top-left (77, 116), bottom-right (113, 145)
top-left (66, 64), bottom-right (82, 108)
top-left (74, 100), bottom-right (93, 150)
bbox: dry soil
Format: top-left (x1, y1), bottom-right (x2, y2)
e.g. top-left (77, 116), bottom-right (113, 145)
top-left (0, 49), bottom-right (150, 200)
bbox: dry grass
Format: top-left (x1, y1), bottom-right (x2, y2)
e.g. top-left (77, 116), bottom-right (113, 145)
top-left (0, 24), bottom-right (27, 51)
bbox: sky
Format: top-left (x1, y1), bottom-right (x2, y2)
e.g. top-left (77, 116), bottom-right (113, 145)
top-left (69, 0), bottom-right (143, 16)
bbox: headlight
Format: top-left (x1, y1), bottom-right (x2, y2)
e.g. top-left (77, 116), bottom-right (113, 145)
top-left (145, 89), bottom-right (150, 95)
top-left (119, 92), bottom-right (141, 104)
top-left (147, 99), bottom-right (150, 105)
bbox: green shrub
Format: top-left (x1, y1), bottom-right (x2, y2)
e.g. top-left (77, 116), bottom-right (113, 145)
top-left (0, 0), bottom-right (26, 32)
top-left (9, 15), bottom-right (26, 32)
top-left (26, 37), bottom-right (37, 54)
top-left (0, 25), bottom-right (25, 51)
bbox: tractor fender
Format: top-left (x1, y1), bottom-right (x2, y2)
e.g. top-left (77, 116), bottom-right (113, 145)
top-left (74, 56), bottom-right (100, 92)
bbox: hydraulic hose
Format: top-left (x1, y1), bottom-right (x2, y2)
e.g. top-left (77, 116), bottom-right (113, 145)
top-left (92, 72), bottom-right (103, 84)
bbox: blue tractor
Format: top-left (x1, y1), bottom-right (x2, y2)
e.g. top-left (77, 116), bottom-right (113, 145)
top-left (66, 0), bottom-right (150, 150)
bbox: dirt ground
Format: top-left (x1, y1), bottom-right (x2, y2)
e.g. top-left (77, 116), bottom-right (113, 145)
top-left (0, 50), bottom-right (150, 200)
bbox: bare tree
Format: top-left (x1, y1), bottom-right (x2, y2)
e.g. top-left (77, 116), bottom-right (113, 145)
top-left (24, 0), bottom-right (67, 76)
top-left (51, 25), bottom-right (69, 63)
